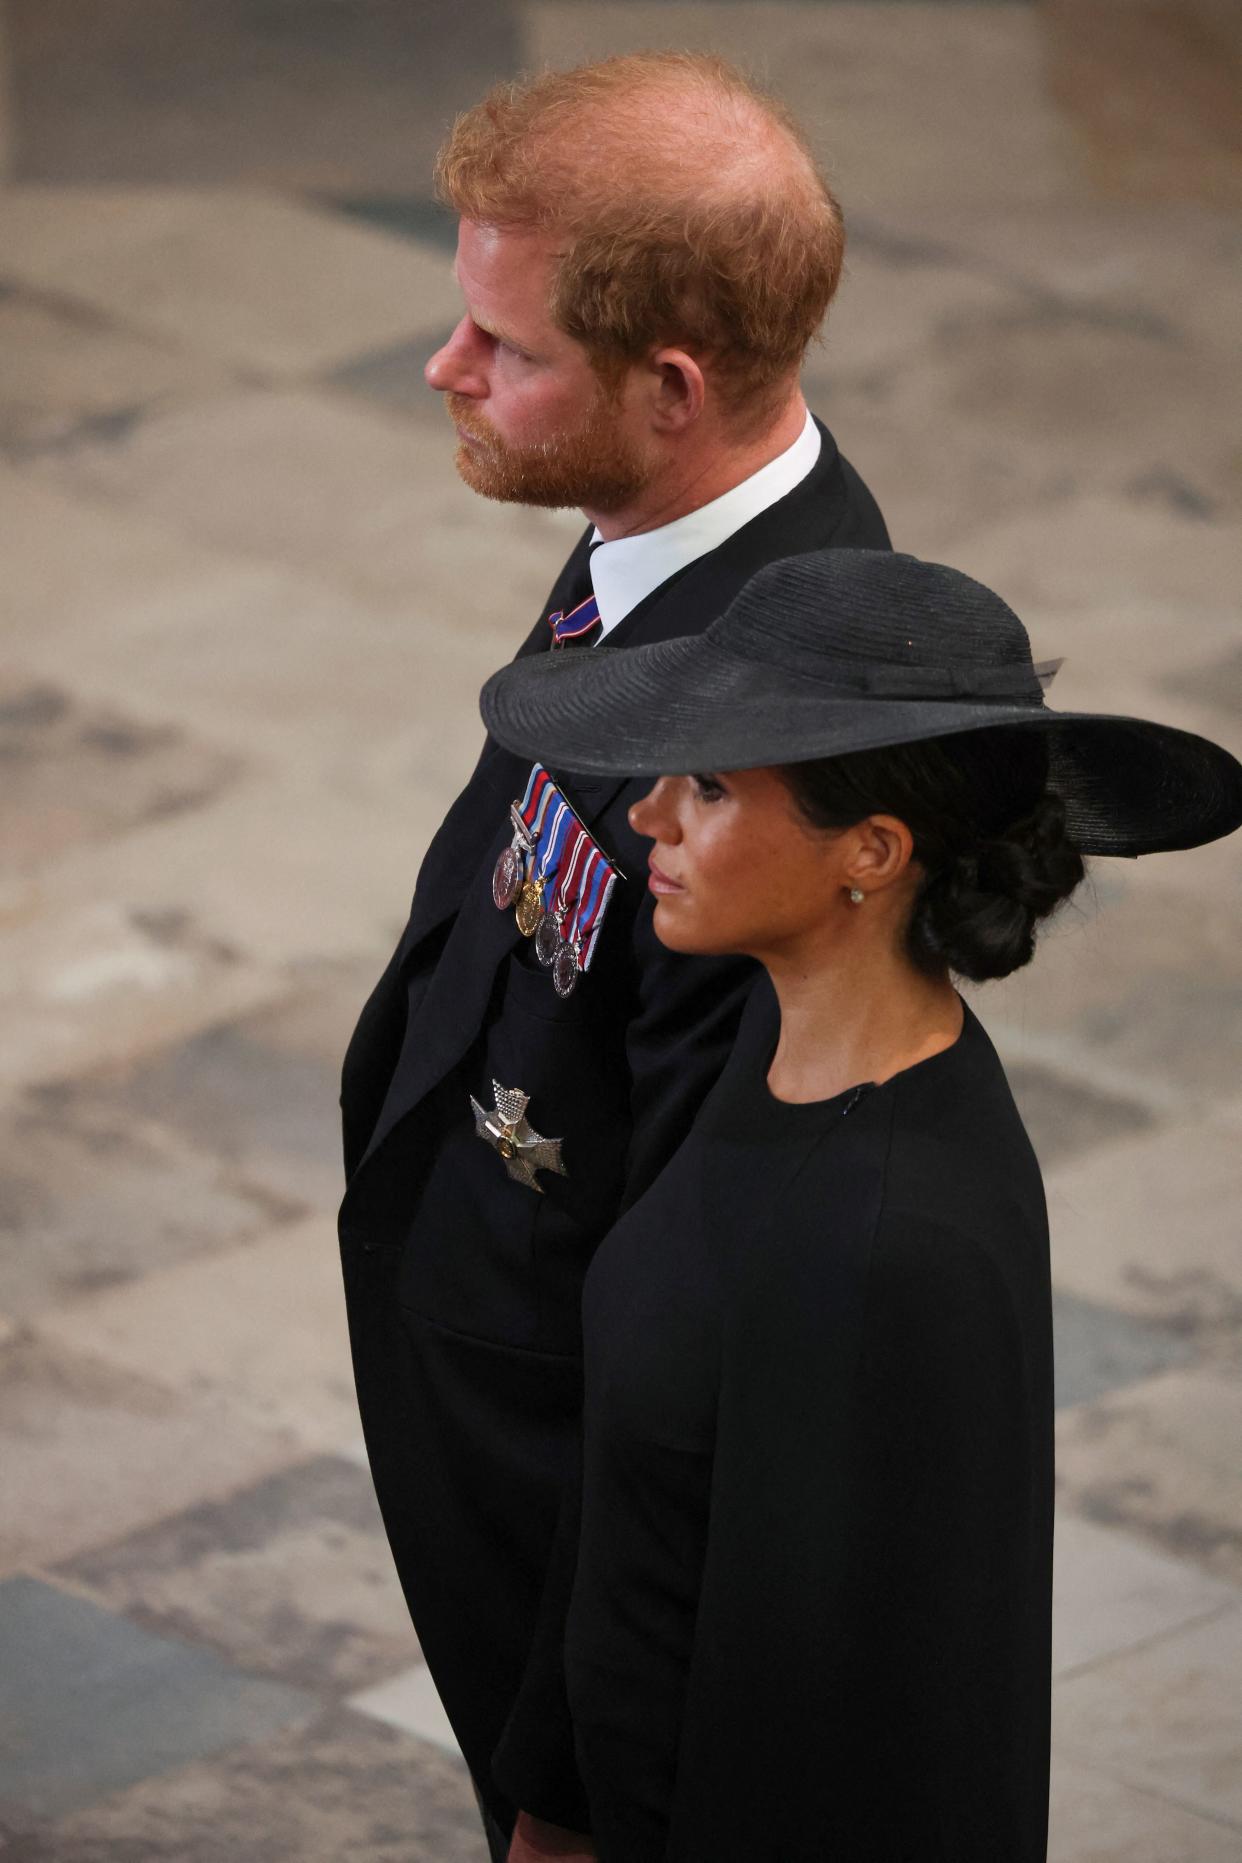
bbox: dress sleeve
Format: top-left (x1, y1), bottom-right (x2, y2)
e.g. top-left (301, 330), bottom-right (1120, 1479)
top-left (665, 1204), bottom-right (1051, 1863)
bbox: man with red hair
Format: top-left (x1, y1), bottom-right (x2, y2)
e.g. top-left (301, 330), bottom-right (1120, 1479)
top-left (339, 52), bottom-right (889, 1860)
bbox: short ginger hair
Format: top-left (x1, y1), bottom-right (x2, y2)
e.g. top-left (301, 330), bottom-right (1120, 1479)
top-left (435, 53), bottom-right (845, 430)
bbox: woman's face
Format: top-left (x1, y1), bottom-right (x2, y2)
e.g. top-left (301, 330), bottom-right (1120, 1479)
top-left (628, 769), bottom-right (859, 959)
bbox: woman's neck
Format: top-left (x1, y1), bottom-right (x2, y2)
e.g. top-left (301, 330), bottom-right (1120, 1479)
top-left (762, 935), bottom-right (963, 1105)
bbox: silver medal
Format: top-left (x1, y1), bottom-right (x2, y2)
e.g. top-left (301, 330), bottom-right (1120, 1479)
top-left (535, 911), bottom-right (564, 969)
top-left (552, 942), bottom-right (580, 999)
top-left (492, 843), bottom-right (523, 911)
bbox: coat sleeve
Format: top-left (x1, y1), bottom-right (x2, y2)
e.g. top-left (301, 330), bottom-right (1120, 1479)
top-left (652, 1205), bottom-right (1051, 1862)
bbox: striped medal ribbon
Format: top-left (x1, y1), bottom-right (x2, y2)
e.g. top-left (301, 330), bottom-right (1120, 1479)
top-left (536, 825), bottom-right (589, 970)
top-left (492, 762), bottom-right (623, 991)
top-left (553, 841), bottom-right (616, 999)
top-left (494, 764), bottom-right (554, 912)
top-left (516, 798), bottom-right (574, 938)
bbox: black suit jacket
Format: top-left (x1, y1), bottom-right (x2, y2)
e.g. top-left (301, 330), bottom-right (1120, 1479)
top-left (339, 419), bottom-right (890, 1829)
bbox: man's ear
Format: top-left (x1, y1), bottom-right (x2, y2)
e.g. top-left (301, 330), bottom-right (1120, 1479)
top-left (647, 347), bottom-right (706, 433)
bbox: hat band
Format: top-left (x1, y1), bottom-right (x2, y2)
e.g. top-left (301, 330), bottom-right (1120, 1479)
top-left (715, 648), bottom-right (1062, 705)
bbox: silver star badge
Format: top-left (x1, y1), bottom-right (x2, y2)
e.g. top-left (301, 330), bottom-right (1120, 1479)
top-left (470, 1080), bottom-right (566, 1193)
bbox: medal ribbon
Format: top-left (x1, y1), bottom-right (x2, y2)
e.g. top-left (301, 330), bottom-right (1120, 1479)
top-left (533, 800), bottom-right (575, 894)
top-left (569, 845), bottom-right (616, 972)
top-left (551, 825), bottom-right (590, 924)
top-left (506, 762), bottom-right (623, 973)
top-left (547, 593), bottom-right (601, 647)
top-left (518, 765), bottom-right (557, 867)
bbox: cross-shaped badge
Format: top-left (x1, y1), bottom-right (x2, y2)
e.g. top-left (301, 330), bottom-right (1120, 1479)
top-left (470, 1081), bottom-right (566, 1193)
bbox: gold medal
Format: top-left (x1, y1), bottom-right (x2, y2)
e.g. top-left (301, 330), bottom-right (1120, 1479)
top-left (515, 879), bottom-right (544, 937)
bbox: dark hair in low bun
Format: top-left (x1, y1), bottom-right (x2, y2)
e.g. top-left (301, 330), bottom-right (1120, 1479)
top-left (780, 728), bottom-right (1086, 982)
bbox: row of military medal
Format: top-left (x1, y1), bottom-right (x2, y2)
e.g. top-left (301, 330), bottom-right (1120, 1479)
top-left (492, 765), bottom-right (620, 998)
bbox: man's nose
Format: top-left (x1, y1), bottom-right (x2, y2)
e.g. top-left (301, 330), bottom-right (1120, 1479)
top-left (425, 317), bottom-right (486, 396)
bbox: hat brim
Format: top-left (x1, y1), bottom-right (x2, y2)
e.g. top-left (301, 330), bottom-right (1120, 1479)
top-left (480, 635), bottom-right (1242, 858)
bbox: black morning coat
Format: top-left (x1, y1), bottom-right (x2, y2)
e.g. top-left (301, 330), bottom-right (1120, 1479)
top-left (338, 418), bottom-right (890, 1837)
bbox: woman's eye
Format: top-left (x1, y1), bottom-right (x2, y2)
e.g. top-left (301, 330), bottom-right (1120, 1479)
top-left (690, 773), bottom-right (725, 802)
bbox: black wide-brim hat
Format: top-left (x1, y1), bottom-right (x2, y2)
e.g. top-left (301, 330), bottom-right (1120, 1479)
top-left (480, 549), bottom-right (1242, 858)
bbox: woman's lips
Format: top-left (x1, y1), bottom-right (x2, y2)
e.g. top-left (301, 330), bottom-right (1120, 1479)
top-left (648, 860), bottom-right (684, 897)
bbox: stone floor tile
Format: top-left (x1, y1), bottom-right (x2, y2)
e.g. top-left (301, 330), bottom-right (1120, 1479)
top-left (328, 334), bottom-right (453, 423)
top-left (239, 957), bottom-right (397, 1070)
top-left (1043, 1120), bottom-right (1242, 1342)
top-left (1003, 1057), bottom-right (1153, 1170)
top-left (981, 862), bottom-right (1242, 1110)
top-left (1052, 1515), bottom-right (1239, 1678)
top-left (884, 294), bottom-right (1235, 519)
top-left (1049, 1755), bottom-right (1242, 1862)
top-left (0, 889), bottom-right (283, 1097)
top-left (0, 189), bottom-right (462, 375)
top-left (4, 774), bottom-right (440, 1021)
top-left (0, 1339), bottom-right (301, 1573)
top-left (53, 1010), bottom-right (349, 1215)
top-left (1052, 1605), bottom-right (1242, 1829)
top-left (349, 1662), bottom-right (462, 1758)
top-left (0, 1086), bottom-right (303, 1321)
top-left (1043, 0), bottom-right (1242, 210)
top-left (941, 491), bottom-right (1241, 619)
top-left (7, 0), bottom-right (518, 195)
top-left (58, 1456), bottom-right (415, 1696)
top-left (811, 236), bottom-right (1023, 384)
top-left (0, 674), bottom-right (239, 870)
top-left (1052, 1291), bottom-right (1192, 1411)
top-left (10, 1707), bottom-right (485, 1862)
top-left (37, 384), bottom-right (581, 613)
top-left (527, 3), bottom-right (1081, 212)
top-left (1165, 640), bottom-right (1242, 720)
top-left (0, 465), bottom-right (258, 661)
top-left (1057, 1368), bottom-right (1242, 1587)
top-left (876, 194), bottom-right (1242, 369)
top-left (35, 1214), bottom-right (359, 1455)
top-left (0, 1576), bottom-right (314, 1821)
top-left (331, 196), bottom-right (458, 256)
top-left (0, 292), bottom-right (227, 449)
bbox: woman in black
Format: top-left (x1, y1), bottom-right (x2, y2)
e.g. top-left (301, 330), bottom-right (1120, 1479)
top-left (480, 549), bottom-right (1242, 1862)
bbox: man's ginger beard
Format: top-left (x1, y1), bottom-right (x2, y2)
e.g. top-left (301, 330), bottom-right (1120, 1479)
top-left (446, 381), bottom-right (654, 513)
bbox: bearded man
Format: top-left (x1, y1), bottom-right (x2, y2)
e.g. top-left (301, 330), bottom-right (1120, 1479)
top-left (339, 51), bottom-right (890, 1862)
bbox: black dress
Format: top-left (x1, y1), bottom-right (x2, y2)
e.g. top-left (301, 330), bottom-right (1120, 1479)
top-left (565, 984), bottom-right (1053, 1861)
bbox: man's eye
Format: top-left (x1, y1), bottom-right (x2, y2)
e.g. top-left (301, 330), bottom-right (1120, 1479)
top-left (690, 773), bottom-right (725, 801)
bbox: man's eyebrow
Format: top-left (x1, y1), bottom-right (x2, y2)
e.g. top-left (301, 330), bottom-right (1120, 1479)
top-left (449, 269), bottom-right (532, 352)
top-left (473, 313), bottom-right (530, 349)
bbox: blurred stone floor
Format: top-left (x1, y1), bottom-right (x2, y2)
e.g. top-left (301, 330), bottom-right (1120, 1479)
top-left (1, 1), bottom-right (1240, 1857)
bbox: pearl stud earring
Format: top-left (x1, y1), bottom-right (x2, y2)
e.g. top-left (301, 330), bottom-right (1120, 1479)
top-left (848, 887), bottom-right (864, 905)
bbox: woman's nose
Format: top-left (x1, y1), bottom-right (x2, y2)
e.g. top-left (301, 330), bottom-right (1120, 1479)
top-left (424, 317), bottom-right (485, 396)
top-left (628, 777), bottom-right (675, 840)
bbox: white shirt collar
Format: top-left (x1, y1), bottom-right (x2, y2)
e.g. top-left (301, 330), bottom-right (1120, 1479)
top-left (588, 408), bottom-right (821, 639)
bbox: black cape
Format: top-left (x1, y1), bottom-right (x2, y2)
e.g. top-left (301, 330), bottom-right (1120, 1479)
top-left (568, 987), bottom-right (1053, 1860)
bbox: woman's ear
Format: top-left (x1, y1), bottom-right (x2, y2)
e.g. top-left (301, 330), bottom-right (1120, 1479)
top-left (841, 814), bottom-right (915, 901)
